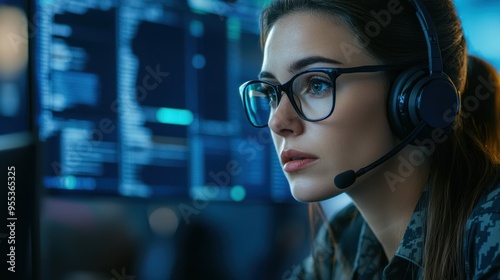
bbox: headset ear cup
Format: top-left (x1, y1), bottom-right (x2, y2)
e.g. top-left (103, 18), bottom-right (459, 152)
top-left (388, 65), bottom-right (459, 141)
top-left (410, 73), bottom-right (459, 128)
top-left (388, 66), bottom-right (428, 140)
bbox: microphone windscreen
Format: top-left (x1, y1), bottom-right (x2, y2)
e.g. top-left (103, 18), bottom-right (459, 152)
top-left (334, 170), bottom-right (356, 189)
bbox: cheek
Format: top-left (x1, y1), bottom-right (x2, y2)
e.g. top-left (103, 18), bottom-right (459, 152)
top-left (327, 82), bottom-right (395, 168)
top-left (337, 79), bottom-right (389, 129)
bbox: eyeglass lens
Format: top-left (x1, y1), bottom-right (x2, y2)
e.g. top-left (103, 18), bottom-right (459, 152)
top-left (243, 71), bottom-right (335, 126)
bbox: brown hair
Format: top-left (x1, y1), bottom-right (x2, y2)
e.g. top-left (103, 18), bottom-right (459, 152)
top-left (259, 0), bottom-right (500, 279)
top-left (461, 55), bottom-right (500, 163)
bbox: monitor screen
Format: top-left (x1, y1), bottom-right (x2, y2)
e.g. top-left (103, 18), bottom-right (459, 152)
top-left (33, 0), bottom-right (294, 202)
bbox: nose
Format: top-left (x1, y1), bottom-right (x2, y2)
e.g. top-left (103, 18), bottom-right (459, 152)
top-left (268, 92), bottom-right (304, 137)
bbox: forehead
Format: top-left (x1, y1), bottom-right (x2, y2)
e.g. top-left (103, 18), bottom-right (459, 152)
top-left (262, 11), bottom-right (378, 76)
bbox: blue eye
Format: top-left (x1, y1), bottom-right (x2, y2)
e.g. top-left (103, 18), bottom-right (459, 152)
top-left (308, 77), bottom-right (331, 96)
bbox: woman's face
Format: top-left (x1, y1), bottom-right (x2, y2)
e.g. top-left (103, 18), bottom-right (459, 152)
top-left (262, 12), bottom-right (397, 202)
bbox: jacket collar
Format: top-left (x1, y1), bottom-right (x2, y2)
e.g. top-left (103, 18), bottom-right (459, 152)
top-left (352, 188), bottom-right (429, 279)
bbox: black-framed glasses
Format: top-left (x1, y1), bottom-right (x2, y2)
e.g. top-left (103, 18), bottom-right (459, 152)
top-left (239, 64), bottom-right (402, 128)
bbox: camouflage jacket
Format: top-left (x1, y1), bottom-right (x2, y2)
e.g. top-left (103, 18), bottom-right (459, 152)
top-left (290, 181), bottom-right (500, 280)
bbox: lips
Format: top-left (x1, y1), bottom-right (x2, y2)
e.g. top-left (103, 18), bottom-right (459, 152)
top-left (280, 149), bottom-right (318, 173)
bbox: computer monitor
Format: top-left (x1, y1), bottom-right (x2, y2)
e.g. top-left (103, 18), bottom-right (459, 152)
top-left (33, 0), bottom-right (293, 202)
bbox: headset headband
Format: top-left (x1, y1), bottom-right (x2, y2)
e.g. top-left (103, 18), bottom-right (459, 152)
top-left (407, 0), bottom-right (443, 74)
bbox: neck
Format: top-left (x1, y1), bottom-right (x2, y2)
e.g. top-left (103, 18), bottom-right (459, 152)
top-left (346, 146), bottom-right (430, 261)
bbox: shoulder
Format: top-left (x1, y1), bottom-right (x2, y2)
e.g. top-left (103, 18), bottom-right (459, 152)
top-left (464, 179), bottom-right (500, 279)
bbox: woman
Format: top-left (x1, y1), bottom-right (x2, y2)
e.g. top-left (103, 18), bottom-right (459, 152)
top-left (239, 0), bottom-right (500, 279)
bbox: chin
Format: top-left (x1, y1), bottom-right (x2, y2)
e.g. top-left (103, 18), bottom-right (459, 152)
top-left (289, 180), bottom-right (341, 202)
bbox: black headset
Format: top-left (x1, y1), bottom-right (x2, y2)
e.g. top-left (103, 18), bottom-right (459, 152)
top-left (387, 0), bottom-right (459, 141)
top-left (335, 0), bottom-right (461, 189)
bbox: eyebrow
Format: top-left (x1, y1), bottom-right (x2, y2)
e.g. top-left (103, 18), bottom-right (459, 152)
top-left (258, 55), bottom-right (343, 80)
top-left (289, 56), bottom-right (343, 73)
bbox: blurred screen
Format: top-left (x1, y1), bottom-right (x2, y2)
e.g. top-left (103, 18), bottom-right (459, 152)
top-left (33, 0), bottom-right (293, 202)
top-left (32, 0), bottom-right (500, 202)
top-left (0, 1), bottom-right (29, 137)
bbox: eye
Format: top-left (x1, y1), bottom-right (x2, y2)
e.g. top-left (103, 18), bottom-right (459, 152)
top-left (306, 76), bottom-right (332, 97)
